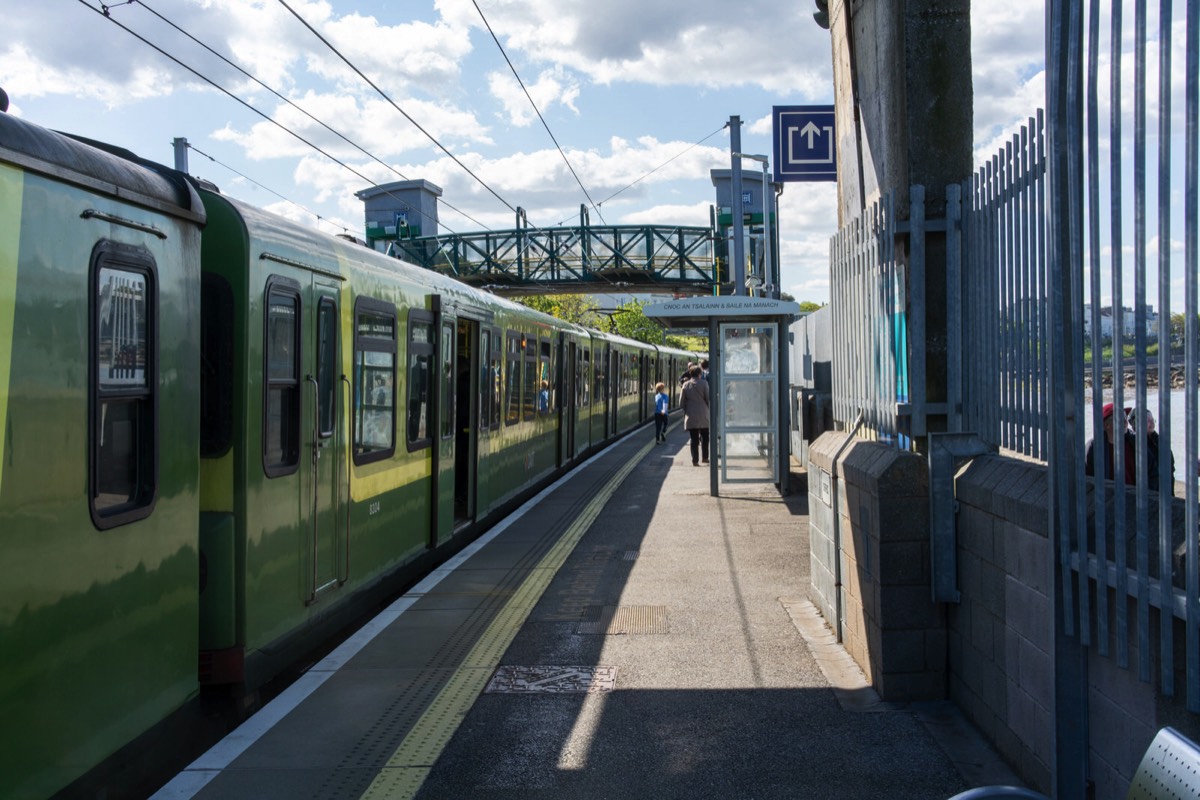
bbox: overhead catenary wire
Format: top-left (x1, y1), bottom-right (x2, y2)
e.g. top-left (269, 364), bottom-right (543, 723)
top-left (275, 0), bottom-right (525, 222)
top-left (188, 144), bottom-right (353, 235)
top-left (133, 0), bottom-right (494, 233)
top-left (596, 122), bottom-right (729, 209)
top-left (272, 0), bottom-right (638, 292)
top-left (82, 0), bottom-right (463, 244)
top-left (470, 0), bottom-right (604, 224)
top-left (86, 0), bottom-right (681, 295)
top-left (550, 124), bottom-right (730, 227)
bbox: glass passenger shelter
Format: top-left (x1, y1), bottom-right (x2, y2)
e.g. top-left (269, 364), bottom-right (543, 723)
top-left (644, 296), bottom-right (800, 497)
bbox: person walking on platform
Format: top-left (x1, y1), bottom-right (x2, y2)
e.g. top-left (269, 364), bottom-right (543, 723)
top-left (680, 366), bottom-right (709, 465)
top-left (680, 361), bottom-right (695, 386)
top-left (653, 382), bottom-right (670, 443)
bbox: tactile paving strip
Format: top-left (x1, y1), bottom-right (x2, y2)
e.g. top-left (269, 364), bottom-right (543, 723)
top-left (576, 605), bottom-right (669, 635)
top-left (484, 665), bottom-right (617, 693)
top-left (355, 438), bottom-right (654, 799)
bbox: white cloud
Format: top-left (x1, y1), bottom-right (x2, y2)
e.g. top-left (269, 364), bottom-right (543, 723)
top-left (446, 0), bottom-right (833, 97)
top-left (488, 66), bottom-right (581, 127)
top-left (211, 92), bottom-right (492, 162)
top-left (619, 202), bottom-right (712, 227)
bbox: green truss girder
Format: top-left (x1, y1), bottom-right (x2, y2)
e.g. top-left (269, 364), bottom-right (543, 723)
top-left (389, 224), bottom-right (718, 291)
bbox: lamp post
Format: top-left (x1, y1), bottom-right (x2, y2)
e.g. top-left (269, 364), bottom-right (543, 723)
top-left (732, 153), bottom-right (774, 298)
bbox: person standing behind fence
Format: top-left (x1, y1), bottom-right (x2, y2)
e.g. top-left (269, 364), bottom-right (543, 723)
top-left (1125, 406), bottom-right (1176, 494)
top-left (680, 366), bottom-right (710, 466)
top-left (653, 382), bottom-right (669, 443)
top-left (1085, 402), bottom-right (1136, 485)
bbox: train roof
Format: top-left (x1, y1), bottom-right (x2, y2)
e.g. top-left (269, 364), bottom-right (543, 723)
top-left (206, 190), bottom-right (593, 334)
top-left (0, 111), bottom-right (204, 224)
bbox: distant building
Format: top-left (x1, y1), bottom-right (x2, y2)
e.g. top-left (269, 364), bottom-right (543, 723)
top-left (1082, 304), bottom-right (1159, 340)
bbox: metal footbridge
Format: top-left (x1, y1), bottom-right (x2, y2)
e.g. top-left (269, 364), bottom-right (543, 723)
top-left (371, 208), bottom-right (721, 295)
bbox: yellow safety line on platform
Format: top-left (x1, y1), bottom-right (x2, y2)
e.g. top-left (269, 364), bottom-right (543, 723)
top-left (358, 434), bottom-right (657, 799)
top-left (0, 165), bottom-right (24, 494)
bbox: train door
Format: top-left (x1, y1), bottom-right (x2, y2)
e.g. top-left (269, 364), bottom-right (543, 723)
top-left (561, 337), bottom-right (576, 464)
top-left (454, 317), bottom-right (478, 525)
top-left (432, 313), bottom-right (456, 546)
top-left (307, 278), bottom-right (345, 602)
top-left (642, 353), bottom-right (652, 420)
top-left (609, 348), bottom-right (619, 435)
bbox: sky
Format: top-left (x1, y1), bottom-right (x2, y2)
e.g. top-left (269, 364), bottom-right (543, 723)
top-left (2, 0), bottom-right (1048, 307)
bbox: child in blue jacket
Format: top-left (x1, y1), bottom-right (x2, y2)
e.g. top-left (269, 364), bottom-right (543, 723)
top-left (654, 382), bottom-right (670, 443)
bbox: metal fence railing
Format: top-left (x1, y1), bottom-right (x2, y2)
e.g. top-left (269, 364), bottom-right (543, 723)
top-left (1044, 0), bottom-right (1200, 716)
top-left (827, 0), bottom-right (1200, 726)
top-left (961, 112), bottom-right (1049, 459)
top-left (829, 191), bottom-right (911, 444)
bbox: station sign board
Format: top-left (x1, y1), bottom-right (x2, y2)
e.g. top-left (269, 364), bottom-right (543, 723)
top-left (644, 296), bottom-right (801, 327)
top-left (772, 105), bottom-right (837, 183)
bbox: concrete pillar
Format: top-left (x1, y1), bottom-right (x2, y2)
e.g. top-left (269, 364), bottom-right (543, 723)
top-left (826, 0), bottom-right (973, 443)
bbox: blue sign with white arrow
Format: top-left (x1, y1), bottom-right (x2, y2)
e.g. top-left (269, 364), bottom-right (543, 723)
top-left (772, 105), bottom-right (836, 183)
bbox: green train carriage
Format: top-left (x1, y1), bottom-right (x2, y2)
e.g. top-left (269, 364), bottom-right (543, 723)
top-left (195, 191), bottom-right (600, 688)
top-left (0, 112), bottom-right (205, 800)
top-left (0, 105), bottom-right (696, 800)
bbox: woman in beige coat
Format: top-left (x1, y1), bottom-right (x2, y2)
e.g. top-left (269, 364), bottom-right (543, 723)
top-left (680, 366), bottom-right (710, 466)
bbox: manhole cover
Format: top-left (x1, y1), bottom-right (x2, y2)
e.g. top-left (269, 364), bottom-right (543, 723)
top-left (484, 666), bottom-right (617, 693)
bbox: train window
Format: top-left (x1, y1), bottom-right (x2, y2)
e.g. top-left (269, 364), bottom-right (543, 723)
top-left (317, 298), bottom-right (337, 438)
top-left (263, 280), bottom-right (301, 477)
top-left (593, 349), bottom-right (604, 406)
top-left (353, 297), bottom-right (397, 463)
top-left (523, 335), bottom-right (537, 421)
top-left (440, 320), bottom-right (454, 440)
top-left (505, 331), bottom-right (520, 426)
top-left (540, 339), bottom-right (553, 414)
top-left (405, 309), bottom-right (433, 452)
top-left (90, 243), bottom-right (157, 529)
top-left (579, 348), bottom-right (589, 407)
top-left (489, 327), bottom-right (502, 429)
top-left (200, 273), bottom-right (233, 458)
top-left (480, 329), bottom-right (491, 431)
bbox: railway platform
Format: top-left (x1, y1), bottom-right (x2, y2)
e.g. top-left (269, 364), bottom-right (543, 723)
top-left (153, 420), bottom-right (1024, 800)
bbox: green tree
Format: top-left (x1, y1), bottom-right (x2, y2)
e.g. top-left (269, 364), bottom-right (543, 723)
top-left (798, 301), bottom-right (825, 313)
top-left (515, 294), bottom-right (602, 327)
top-left (611, 298), bottom-right (667, 345)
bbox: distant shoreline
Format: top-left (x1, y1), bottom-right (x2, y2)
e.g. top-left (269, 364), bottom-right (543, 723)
top-left (1084, 365), bottom-right (1192, 390)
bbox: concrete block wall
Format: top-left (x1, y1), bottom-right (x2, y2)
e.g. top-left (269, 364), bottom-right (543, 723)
top-left (808, 433), bottom-right (943, 701)
top-left (806, 437), bottom-right (839, 633)
top-left (806, 439), bottom-right (1200, 794)
top-left (952, 454), bottom-right (1200, 798)
top-left (952, 456), bottom-right (1054, 792)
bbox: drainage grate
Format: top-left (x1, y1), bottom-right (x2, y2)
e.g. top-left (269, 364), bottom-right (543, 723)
top-left (485, 665), bottom-right (617, 694)
top-left (576, 605), bottom-right (668, 635)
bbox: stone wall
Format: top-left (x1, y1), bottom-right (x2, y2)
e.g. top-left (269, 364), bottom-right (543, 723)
top-left (807, 437), bottom-right (1200, 796)
top-left (807, 433), bottom-right (943, 701)
top-left (951, 456), bottom-right (1054, 791)
top-left (953, 454), bottom-right (1200, 798)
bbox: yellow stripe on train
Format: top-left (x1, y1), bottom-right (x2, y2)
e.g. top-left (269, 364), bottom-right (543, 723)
top-left (0, 164), bottom-right (23, 494)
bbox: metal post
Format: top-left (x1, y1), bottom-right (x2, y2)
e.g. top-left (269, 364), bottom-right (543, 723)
top-left (730, 116), bottom-right (746, 296)
top-left (733, 152), bottom-right (771, 296)
top-left (173, 137), bottom-right (188, 173)
top-left (1046, 1), bottom-right (1089, 796)
top-left (762, 161), bottom-right (773, 297)
top-left (710, 316), bottom-right (720, 496)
